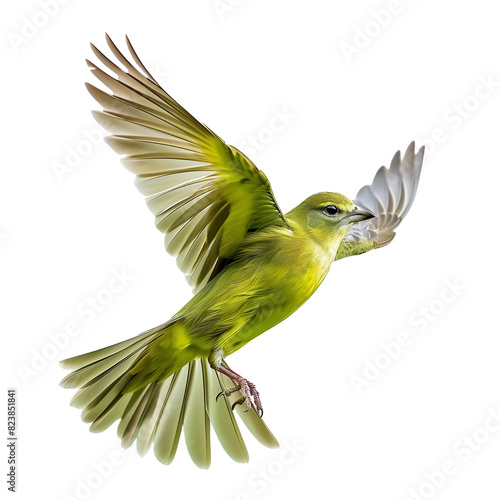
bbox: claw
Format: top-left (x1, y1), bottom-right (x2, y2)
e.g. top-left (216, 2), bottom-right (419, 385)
top-left (220, 378), bottom-right (260, 414)
top-left (217, 385), bottom-right (246, 407)
top-left (231, 397), bottom-right (245, 411)
top-left (247, 381), bottom-right (263, 417)
top-left (215, 364), bottom-right (264, 416)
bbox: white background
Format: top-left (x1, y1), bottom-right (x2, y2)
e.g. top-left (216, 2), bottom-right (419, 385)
top-left (3, 1), bottom-right (500, 499)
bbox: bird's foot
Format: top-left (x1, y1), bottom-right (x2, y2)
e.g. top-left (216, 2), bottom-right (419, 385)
top-left (215, 366), bottom-right (263, 416)
top-left (219, 378), bottom-right (263, 416)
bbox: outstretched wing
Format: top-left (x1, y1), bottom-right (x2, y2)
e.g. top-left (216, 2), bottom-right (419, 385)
top-left (336, 142), bottom-right (425, 260)
top-left (88, 35), bottom-right (287, 292)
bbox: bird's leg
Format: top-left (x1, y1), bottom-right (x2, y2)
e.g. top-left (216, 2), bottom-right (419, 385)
top-left (215, 364), bottom-right (263, 417)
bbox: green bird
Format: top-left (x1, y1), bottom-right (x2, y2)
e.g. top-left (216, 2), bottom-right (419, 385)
top-left (60, 35), bottom-right (425, 469)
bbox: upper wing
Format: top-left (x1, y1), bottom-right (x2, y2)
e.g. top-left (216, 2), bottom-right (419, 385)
top-left (335, 142), bottom-right (425, 260)
top-left (87, 35), bottom-right (287, 292)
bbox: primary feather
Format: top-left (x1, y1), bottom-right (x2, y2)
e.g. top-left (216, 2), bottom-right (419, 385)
top-left (336, 141), bottom-right (424, 260)
top-left (87, 34), bottom-right (286, 293)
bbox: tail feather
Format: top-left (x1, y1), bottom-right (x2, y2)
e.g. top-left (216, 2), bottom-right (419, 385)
top-left (81, 374), bottom-right (132, 424)
top-left (183, 360), bottom-right (211, 467)
top-left (60, 325), bottom-right (279, 469)
top-left (60, 324), bottom-right (166, 388)
top-left (69, 355), bottom-right (138, 409)
top-left (60, 326), bottom-right (163, 370)
top-left (90, 393), bottom-right (134, 433)
top-left (61, 346), bottom-right (138, 389)
top-left (223, 369), bottom-right (280, 449)
top-left (135, 380), bottom-right (172, 457)
top-left (154, 366), bottom-right (191, 465)
top-left (117, 384), bottom-right (154, 447)
top-left (207, 366), bottom-right (249, 463)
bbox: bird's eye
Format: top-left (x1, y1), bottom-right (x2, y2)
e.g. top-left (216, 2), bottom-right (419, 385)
top-left (323, 205), bottom-right (338, 216)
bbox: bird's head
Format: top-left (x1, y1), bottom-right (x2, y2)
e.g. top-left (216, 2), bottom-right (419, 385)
top-left (287, 192), bottom-right (375, 247)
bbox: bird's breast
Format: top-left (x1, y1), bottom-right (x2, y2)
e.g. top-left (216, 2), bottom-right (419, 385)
top-left (218, 228), bottom-right (336, 354)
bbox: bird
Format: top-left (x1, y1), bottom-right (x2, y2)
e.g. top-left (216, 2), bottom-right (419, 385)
top-left (60, 34), bottom-right (425, 469)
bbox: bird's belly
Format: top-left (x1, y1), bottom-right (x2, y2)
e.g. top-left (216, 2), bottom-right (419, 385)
top-left (179, 233), bottom-right (334, 358)
top-left (220, 257), bottom-right (327, 355)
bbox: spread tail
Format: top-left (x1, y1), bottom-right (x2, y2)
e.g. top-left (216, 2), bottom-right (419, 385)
top-left (59, 322), bottom-right (278, 468)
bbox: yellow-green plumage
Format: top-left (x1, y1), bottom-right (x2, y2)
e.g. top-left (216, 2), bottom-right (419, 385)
top-left (60, 35), bottom-right (425, 468)
top-left (122, 193), bottom-right (357, 394)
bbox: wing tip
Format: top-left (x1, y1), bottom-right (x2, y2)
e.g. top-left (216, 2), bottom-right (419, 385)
top-left (377, 230), bottom-right (397, 247)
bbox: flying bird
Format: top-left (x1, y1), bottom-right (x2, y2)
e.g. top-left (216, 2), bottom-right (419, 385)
top-left (60, 35), bottom-right (425, 469)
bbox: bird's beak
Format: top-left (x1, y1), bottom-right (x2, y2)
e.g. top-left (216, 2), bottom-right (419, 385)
top-left (344, 205), bottom-right (376, 224)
